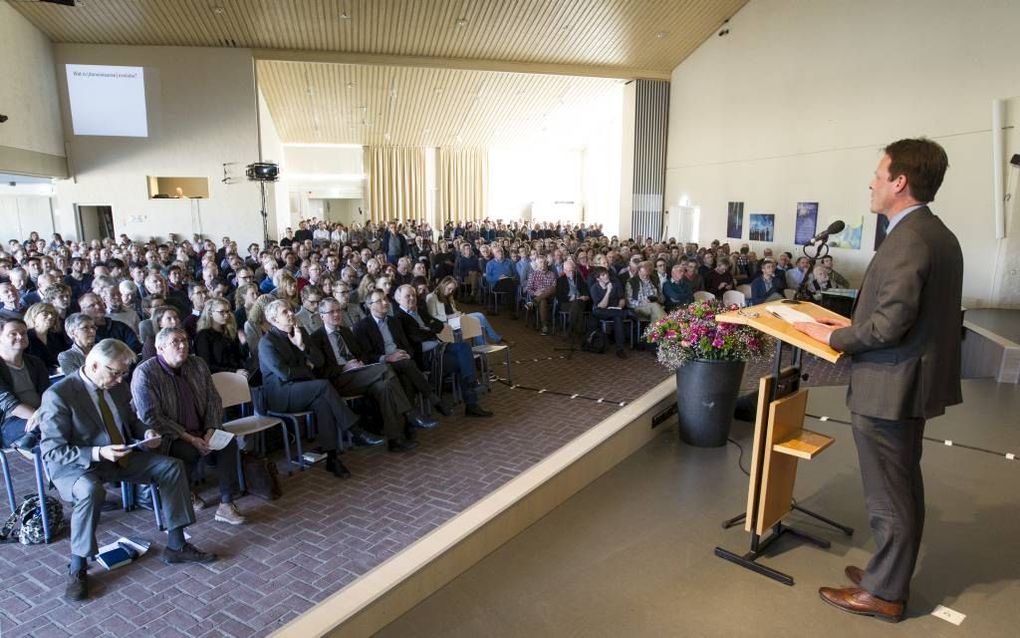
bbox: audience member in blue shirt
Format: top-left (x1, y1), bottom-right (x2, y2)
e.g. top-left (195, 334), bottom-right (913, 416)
top-left (662, 264), bottom-right (694, 310)
top-left (484, 247), bottom-right (516, 288)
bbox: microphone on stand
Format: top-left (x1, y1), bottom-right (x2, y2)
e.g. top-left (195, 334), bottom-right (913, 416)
top-left (808, 220), bottom-right (845, 244)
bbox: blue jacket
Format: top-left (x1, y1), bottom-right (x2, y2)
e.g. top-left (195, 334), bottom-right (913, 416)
top-left (484, 258), bottom-right (517, 288)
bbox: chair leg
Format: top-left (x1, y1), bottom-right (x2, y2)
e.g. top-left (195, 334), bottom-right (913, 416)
top-left (235, 445), bottom-right (247, 494)
top-left (293, 417), bottom-right (307, 467)
top-left (504, 348), bottom-right (513, 386)
top-left (32, 450), bottom-right (51, 542)
top-left (279, 420), bottom-right (296, 476)
top-left (150, 484), bottom-right (165, 531)
top-left (0, 452), bottom-right (17, 514)
top-left (121, 482), bottom-right (132, 510)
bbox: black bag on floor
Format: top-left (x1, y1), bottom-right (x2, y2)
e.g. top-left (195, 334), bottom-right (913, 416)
top-left (241, 452), bottom-right (282, 501)
top-left (0, 494), bottom-right (65, 545)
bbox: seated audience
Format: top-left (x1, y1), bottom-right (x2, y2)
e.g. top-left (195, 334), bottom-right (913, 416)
top-left (590, 267), bottom-right (632, 359)
top-left (58, 313), bottom-right (96, 376)
top-left (524, 256), bottom-right (558, 335)
top-left (194, 298), bottom-right (250, 377)
top-left (392, 285), bottom-right (493, 418)
top-left (131, 327), bottom-right (246, 524)
top-left (142, 306), bottom-right (182, 361)
top-left (0, 317), bottom-right (49, 450)
top-left (0, 282), bottom-right (26, 320)
top-left (627, 262), bottom-right (665, 323)
top-left (78, 292), bottom-right (141, 353)
top-left (137, 294), bottom-right (167, 345)
top-left (38, 339), bottom-right (215, 602)
top-left (704, 257), bottom-right (736, 296)
top-left (662, 264), bottom-right (694, 310)
top-left (801, 265), bottom-right (835, 301)
top-left (750, 259), bottom-right (786, 305)
top-left (310, 297), bottom-right (432, 452)
top-left (183, 283), bottom-right (209, 340)
top-left (234, 282), bottom-right (258, 330)
top-left (259, 300), bottom-right (360, 478)
top-left (353, 289), bottom-right (450, 416)
top-left (554, 259), bottom-right (591, 344)
top-left (25, 302), bottom-right (70, 372)
top-left (426, 276), bottom-right (506, 346)
top-left (819, 255), bottom-right (850, 288)
top-left (296, 285), bottom-right (324, 334)
top-left (785, 256), bottom-right (811, 290)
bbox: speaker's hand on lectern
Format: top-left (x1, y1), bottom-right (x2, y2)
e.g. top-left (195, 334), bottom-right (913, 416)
top-left (793, 321), bottom-right (837, 347)
top-left (816, 316), bottom-right (851, 328)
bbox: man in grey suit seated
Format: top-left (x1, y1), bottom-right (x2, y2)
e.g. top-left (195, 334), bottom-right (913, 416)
top-left (131, 327), bottom-right (246, 525)
top-left (37, 338), bottom-right (216, 603)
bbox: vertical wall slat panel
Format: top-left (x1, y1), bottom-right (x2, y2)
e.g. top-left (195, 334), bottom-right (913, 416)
top-left (630, 79), bottom-right (669, 242)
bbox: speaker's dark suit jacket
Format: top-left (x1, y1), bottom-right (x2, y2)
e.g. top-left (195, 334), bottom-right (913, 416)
top-left (393, 304), bottom-right (444, 368)
top-left (308, 325), bottom-right (369, 377)
top-left (830, 206), bottom-right (963, 420)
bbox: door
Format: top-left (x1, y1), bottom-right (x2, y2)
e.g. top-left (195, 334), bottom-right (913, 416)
top-left (75, 205), bottom-right (115, 242)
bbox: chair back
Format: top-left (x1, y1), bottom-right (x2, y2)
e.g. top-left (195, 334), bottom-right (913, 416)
top-left (722, 290), bottom-right (746, 308)
top-left (437, 324), bottom-right (456, 343)
top-left (783, 288), bottom-right (796, 300)
top-left (693, 291), bottom-right (716, 302)
top-left (212, 371), bottom-right (252, 409)
top-left (736, 284), bottom-right (753, 298)
top-left (458, 314), bottom-right (484, 341)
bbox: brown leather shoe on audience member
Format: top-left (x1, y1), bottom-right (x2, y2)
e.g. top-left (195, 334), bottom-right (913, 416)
top-left (818, 586), bottom-right (903, 623)
top-left (845, 565), bottom-right (864, 587)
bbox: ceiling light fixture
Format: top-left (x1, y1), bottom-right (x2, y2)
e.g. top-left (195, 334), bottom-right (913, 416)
top-left (339, 11), bottom-right (350, 20)
top-left (212, 6), bottom-right (224, 15)
top-left (346, 82), bottom-right (354, 89)
top-left (656, 31), bottom-right (668, 39)
top-left (456, 18), bottom-right (468, 27)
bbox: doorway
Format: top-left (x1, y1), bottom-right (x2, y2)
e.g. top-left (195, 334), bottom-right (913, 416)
top-left (75, 205), bottom-right (115, 242)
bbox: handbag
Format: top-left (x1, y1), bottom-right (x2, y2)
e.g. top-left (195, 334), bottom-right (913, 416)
top-left (240, 452), bottom-right (282, 501)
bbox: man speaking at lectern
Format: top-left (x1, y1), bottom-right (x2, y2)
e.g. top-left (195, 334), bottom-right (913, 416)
top-left (795, 138), bottom-right (963, 623)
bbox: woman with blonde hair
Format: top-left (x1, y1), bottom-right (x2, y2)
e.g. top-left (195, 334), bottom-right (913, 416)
top-left (24, 302), bottom-right (70, 371)
top-left (272, 269), bottom-right (299, 307)
top-left (195, 297), bottom-right (249, 378)
top-left (426, 276), bottom-right (509, 346)
top-left (243, 293), bottom-right (275, 364)
top-left (356, 273), bottom-right (377, 310)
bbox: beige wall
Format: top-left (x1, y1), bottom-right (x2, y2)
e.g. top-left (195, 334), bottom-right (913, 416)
top-left (257, 88), bottom-right (284, 242)
top-left (52, 45), bottom-right (263, 246)
top-left (0, 2), bottom-right (65, 171)
top-left (665, 0), bottom-right (1020, 307)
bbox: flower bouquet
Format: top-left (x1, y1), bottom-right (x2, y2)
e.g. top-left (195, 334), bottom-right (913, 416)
top-left (644, 300), bottom-right (772, 370)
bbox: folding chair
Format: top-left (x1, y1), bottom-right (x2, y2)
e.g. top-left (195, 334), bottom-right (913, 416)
top-left (211, 372), bottom-right (293, 479)
top-left (0, 447), bottom-right (56, 542)
top-left (694, 291), bottom-right (716, 302)
top-left (460, 314), bottom-right (512, 390)
top-left (722, 290), bottom-right (747, 308)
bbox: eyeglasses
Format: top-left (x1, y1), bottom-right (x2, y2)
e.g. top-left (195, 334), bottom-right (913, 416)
top-left (104, 364), bottom-right (131, 379)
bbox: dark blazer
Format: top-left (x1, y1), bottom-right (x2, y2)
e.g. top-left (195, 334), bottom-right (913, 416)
top-left (382, 230), bottom-right (409, 257)
top-left (0, 355), bottom-right (50, 419)
top-left (309, 325), bottom-right (369, 378)
top-left (96, 318), bottom-right (141, 353)
top-left (393, 305), bottom-right (443, 367)
top-left (555, 273), bottom-right (591, 305)
top-left (38, 373), bottom-right (149, 496)
top-left (353, 313), bottom-right (414, 364)
top-left (258, 326), bottom-right (323, 403)
top-left (194, 328), bottom-right (248, 374)
top-left (830, 206), bottom-right (963, 420)
top-left (26, 330), bottom-right (70, 371)
top-left (750, 274), bottom-right (785, 305)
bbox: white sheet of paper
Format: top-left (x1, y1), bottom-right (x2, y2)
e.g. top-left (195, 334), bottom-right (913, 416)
top-left (448, 315), bottom-right (462, 330)
top-left (931, 605), bottom-right (966, 625)
top-left (764, 304), bottom-right (817, 324)
top-left (206, 429), bottom-right (236, 451)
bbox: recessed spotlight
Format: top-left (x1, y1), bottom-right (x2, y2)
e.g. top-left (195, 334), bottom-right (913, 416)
top-left (212, 6), bottom-right (225, 15)
top-left (339, 11), bottom-right (351, 20)
top-left (346, 82), bottom-right (355, 89)
top-left (655, 31), bottom-right (668, 39)
top-left (560, 25), bottom-right (571, 32)
top-left (456, 18), bottom-right (468, 27)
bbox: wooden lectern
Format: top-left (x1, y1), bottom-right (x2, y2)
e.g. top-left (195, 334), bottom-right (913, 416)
top-left (713, 301), bottom-right (854, 585)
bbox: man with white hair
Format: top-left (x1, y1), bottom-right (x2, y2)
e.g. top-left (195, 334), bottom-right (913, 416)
top-left (259, 300), bottom-right (364, 478)
top-left (38, 338), bottom-right (214, 602)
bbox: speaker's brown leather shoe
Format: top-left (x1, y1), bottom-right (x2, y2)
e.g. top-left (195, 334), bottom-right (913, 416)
top-left (845, 565), bottom-right (865, 586)
top-left (819, 586), bottom-right (904, 623)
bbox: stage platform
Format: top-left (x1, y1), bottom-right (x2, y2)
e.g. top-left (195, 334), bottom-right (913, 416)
top-left (963, 308), bottom-right (1020, 383)
top-left (381, 380), bottom-right (1019, 638)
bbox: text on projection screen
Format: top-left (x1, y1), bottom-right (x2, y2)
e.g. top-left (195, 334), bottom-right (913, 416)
top-left (66, 64), bottom-right (148, 137)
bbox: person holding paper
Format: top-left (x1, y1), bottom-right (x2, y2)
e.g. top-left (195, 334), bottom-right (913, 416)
top-left (38, 338), bottom-right (215, 602)
top-left (794, 138), bottom-right (963, 623)
top-left (131, 327), bottom-right (246, 525)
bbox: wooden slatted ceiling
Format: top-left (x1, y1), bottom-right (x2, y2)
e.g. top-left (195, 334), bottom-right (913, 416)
top-left (10, 0), bottom-right (747, 74)
top-left (256, 60), bottom-right (624, 147)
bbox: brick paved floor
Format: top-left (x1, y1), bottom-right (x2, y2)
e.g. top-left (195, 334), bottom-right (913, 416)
top-left (0, 303), bottom-right (848, 637)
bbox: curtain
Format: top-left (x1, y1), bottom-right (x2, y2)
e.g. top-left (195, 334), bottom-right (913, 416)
top-left (366, 146), bottom-right (427, 224)
top-left (438, 147), bottom-right (488, 224)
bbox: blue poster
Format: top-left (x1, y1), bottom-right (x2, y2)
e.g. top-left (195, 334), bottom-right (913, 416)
top-left (727, 202), bottom-right (744, 239)
top-left (748, 213), bottom-right (775, 242)
top-left (795, 202), bottom-right (818, 245)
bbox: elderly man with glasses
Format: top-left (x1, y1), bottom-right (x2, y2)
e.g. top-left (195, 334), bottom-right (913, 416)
top-left (131, 327), bottom-right (246, 525)
top-left (38, 338), bottom-right (215, 602)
